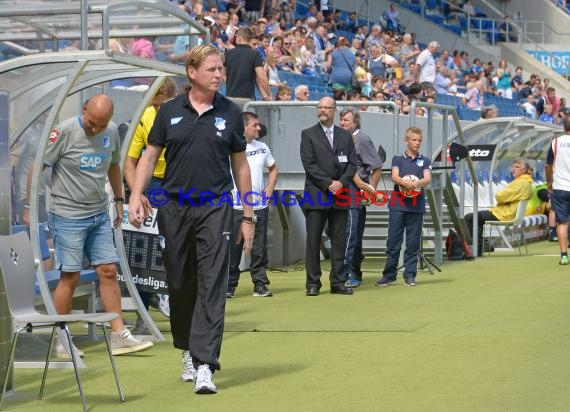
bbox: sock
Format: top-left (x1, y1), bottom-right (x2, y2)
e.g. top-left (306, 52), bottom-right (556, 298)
top-left (561, 252), bottom-right (568, 257)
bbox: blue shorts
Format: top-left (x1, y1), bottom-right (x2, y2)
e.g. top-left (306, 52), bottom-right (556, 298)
top-left (551, 190), bottom-right (570, 223)
top-left (48, 211), bottom-right (119, 272)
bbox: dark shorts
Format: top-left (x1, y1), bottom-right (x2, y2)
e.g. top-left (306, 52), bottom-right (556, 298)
top-left (551, 190), bottom-right (570, 223)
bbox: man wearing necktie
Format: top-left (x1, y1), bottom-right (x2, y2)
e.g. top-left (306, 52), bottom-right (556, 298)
top-left (300, 97), bottom-right (357, 296)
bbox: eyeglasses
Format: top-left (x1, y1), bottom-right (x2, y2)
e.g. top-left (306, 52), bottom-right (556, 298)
top-left (304, 92), bottom-right (310, 95)
top-left (284, 43), bottom-right (291, 46)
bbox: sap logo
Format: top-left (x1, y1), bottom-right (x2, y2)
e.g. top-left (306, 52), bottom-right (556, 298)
top-left (80, 154), bottom-right (107, 170)
top-left (468, 149), bottom-right (490, 158)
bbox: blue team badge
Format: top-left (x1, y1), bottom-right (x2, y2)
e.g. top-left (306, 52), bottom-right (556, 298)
top-left (416, 159), bottom-right (424, 167)
top-left (102, 136), bottom-right (110, 148)
top-left (170, 117), bottom-right (183, 125)
top-left (215, 117), bottom-right (226, 131)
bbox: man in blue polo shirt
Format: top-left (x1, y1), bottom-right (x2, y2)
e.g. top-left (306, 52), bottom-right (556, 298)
top-left (375, 127), bottom-right (432, 287)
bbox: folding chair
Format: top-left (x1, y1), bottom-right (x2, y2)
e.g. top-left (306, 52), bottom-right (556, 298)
top-left (483, 199), bottom-right (529, 256)
top-left (0, 232), bottom-right (125, 412)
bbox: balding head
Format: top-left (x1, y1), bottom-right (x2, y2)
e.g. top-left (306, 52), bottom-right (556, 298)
top-left (317, 96), bottom-right (336, 127)
top-left (82, 94), bottom-right (114, 136)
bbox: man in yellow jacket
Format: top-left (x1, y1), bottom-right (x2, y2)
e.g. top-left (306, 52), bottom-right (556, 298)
top-left (464, 157), bottom-right (533, 256)
top-left (124, 77), bottom-right (176, 333)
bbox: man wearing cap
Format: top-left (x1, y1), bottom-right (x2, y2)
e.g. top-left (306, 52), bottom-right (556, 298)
top-left (224, 26), bottom-right (273, 101)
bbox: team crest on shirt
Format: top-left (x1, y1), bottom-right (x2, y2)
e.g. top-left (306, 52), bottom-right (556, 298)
top-left (49, 129), bottom-right (60, 143)
top-left (416, 159), bottom-right (424, 167)
top-left (102, 136), bottom-right (110, 148)
top-left (214, 117), bottom-right (226, 131)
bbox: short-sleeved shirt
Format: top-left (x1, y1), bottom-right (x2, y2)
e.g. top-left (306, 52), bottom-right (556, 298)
top-left (390, 152), bottom-right (432, 213)
top-left (232, 139), bottom-right (275, 210)
top-left (354, 130), bottom-right (382, 181)
top-left (224, 44), bottom-right (264, 99)
top-left (547, 135), bottom-right (570, 192)
top-left (416, 49), bottom-right (435, 84)
top-left (148, 92), bottom-right (245, 199)
top-left (127, 105), bottom-right (166, 178)
top-left (44, 116), bottom-right (121, 218)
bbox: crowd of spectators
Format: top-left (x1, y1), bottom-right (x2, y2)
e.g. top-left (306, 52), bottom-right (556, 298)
top-left (23, 0), bottom-right (561, 124)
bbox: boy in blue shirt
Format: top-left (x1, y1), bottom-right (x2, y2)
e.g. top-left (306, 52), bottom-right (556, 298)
top-left (376, 127), bottom-right (432, 287)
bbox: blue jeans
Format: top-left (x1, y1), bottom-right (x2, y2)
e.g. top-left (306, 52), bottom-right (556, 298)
top-left (382, 210), bottom-right (424, 280)
top-left (48, 211), bottom-right (119, 272)
top-left (345, 206), bottom-right (366, 279)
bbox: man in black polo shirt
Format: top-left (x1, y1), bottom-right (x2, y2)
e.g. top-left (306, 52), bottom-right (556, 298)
top-left (224, 26), bottom-right (272, 101)
top-left (128, 44), bottom-right (254, 395)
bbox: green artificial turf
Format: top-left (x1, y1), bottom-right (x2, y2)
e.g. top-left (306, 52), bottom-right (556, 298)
top-left (4, 240), bottom-right (570, 411)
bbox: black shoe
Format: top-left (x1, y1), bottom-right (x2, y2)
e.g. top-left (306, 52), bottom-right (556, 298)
top-left (226, 286), bottom-right (236, 299)
top-left (131, 319), bottom-right (150, 336)
top-left (330, 285), bottom-right (353, 295)
top-left (306, 287), bottom-right (320, 296)
top-left (253, 283), bottom-right (273, 297)
top-left (149, 294), bottom-right (159, 310)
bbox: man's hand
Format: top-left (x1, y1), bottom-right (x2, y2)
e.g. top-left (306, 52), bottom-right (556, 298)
top-left (236, 222), bottom-right (254, 255)
top-left (128, 194), bottom-right (149, 228)
top-left (22, 207), bottom-right (30, 227)
top-left (141, 194), bottom-right (153, 217)
top-left (263, 188), bottom-right (274, 204)
top-left (328, 180), bottom-right (343, 194)
top-left (374, 192), bottom-right (386, 204)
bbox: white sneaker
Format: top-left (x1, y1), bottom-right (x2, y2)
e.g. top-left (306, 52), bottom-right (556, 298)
top-left (54, 338), bottom-right (85, 359)
top-left (158, 294), bottom-right (170, 318)
top-left (181, 350), bottom-right (196, 382)
top-left (193, 364), bottom-right (217, 394)
top-left (110, 328), bottom-right (153, 355)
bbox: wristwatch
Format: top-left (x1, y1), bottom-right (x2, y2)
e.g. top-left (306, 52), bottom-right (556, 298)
top-left (114, 197), bottom-right (125, 203)
top-left (242, 215), bottom-right (257, 224)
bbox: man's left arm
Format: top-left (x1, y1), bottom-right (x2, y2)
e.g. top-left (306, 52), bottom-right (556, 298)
top-left (263, 163), bottom-right (278, 199)
top-left (545, 145), bottom-right (554, 191)
top-left (231, 151), bottom-right (254, 254)
top-left (107, 163), bottom-right (124, 228)
top-left (255, 66), bottom-right (273, 101)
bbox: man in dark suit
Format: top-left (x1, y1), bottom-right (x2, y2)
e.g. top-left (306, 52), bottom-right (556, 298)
top-left (300, 97), bottom-right (357, 296)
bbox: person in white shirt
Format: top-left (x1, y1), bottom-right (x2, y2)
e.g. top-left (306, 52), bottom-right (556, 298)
top-left (413, 41), bottom-right (438, 90)
top-left (546, 115), bottom-right (570, 265)
top-left (227, 112), bottom-right (279, 298)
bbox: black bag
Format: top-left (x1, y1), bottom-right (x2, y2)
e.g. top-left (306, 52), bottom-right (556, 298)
top-left (351, 72), bottom-right (360, 90)
top-left (445, 229), bottom-right (474, 261)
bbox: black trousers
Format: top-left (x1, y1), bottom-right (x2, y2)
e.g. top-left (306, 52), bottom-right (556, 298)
top-left (305, 208), bottom-right (349, 290)
top-left (464, 210), bottom-right (498, 255)
top-left (228, 207), bottom-right (270, 288)
top-left (157, 200), bottom-right (232, 371)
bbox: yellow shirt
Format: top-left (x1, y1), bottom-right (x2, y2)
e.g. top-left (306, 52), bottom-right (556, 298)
top-left (490, 174), bottom-right (533, 221)
top-left (127, 106), bottom-right (166, 178)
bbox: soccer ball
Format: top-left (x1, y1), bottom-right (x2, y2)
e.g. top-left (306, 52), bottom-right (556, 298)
top-left (400, 175), bottom-right (419, 198)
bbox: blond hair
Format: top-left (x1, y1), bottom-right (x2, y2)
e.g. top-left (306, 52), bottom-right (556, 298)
top-left (405, 126), bottom-right (423, 139)
top-left (185, 44), bottom-right (221, 70)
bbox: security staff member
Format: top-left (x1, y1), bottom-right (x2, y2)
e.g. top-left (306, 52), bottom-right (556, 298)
top-left (300, 96), bottom-right (357, 296)
top-left (128, 45), bottom-right (254, 395)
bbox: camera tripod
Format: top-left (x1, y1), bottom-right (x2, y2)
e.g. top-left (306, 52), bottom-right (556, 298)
top-left (397, 231), bottom-right (442, 275)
